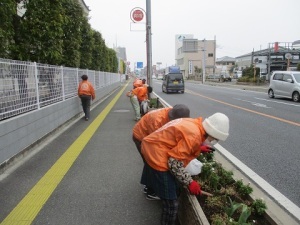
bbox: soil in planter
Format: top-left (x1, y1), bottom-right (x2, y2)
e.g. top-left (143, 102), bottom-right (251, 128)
top-left (194, 153), bottom-right (272, 225)
top-left (196, 192), bottom-right (272, 225)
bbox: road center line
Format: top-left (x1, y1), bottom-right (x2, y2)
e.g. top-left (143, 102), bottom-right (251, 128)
top-left (185, 89), bottom-right (300, 127)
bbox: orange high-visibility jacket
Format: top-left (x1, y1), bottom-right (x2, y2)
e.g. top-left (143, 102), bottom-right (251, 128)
top-left (78, 80), bottom-right (95, 100)
top-left (131, 86), bottom-right (148, 102)
top-left (133, 108), bottom-right (172, 141)
top-left (141, 117), bottom-right (206, 171)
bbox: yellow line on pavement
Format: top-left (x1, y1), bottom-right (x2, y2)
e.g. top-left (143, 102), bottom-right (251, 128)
top-left (186, 89), bottom-right (300, 127)
top-left (1, 83), bottom-right (128, 225)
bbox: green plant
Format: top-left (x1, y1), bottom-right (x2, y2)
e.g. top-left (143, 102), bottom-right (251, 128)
top-left (297, 62), bottom-right (300, 71)
top-left (211, 213), bottom-right (228, 225)
top-left (251, 199), bottom-right (267, 216)
top-left (200, 163), bottom-right (213, 180)
top-left (225, 197), bottom-right (243, 218)
top-left (238, 204), bottom-right (252, 224)
top-left (197, 153), bottom-right (270, 224)
top-left (206, 196), bottom-right (225, 210)
top-left (225, 197), bottom-right (251, 224)
top-left (209, 172), bottom-right (220, 191)
top-left (217, 167), bottom-right (235, 186)
top-left (235, 180), bottom-right (253, 196)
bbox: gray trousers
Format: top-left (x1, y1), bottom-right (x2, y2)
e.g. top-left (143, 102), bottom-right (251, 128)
top-left (80, 95), bottom-right (91, 119)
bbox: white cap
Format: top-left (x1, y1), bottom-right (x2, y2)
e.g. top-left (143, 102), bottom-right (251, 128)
top-left (202, 113), bottom-right (229, 141)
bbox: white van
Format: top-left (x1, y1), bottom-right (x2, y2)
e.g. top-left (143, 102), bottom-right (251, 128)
top-left (268, 71), bottom-right (300, 102)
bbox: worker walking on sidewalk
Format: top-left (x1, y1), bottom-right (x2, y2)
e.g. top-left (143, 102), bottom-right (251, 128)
top-left (140, 113), bottom-right (230, 225)
top-left (78, 74), bottom-right (95, 121)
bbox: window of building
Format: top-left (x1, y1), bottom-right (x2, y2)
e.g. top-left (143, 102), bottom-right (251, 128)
top-left (208, 53), bottom-right (213, 57)
top-left (182, 40), bottom-right (198, 52)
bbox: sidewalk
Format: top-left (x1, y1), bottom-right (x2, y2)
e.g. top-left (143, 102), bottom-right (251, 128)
top-left (0, 82), bottom-right (162, 225)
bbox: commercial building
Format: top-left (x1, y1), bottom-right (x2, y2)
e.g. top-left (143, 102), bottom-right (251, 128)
top-left (175, 34), bottom-right (216, 80)
top-left (235, 42), bottom-right (300, 79)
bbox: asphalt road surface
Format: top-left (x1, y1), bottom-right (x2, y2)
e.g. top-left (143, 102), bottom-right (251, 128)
top-left (152, 79), bottom-right (300, 208)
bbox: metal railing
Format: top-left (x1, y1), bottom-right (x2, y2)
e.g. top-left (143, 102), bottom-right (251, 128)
top-left (0, 58), bottom-right (123, 121)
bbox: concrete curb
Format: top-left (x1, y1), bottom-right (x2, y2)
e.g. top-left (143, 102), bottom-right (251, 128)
top-left (178, 189), bottom-right (209, 225)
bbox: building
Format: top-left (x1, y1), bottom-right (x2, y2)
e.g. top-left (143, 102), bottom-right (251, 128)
top-left (235, 42), bottom-right (300, 79)
top-left (175, 34), bottom-right (216, 80)
top-left (215, 56), bottom-right (236, 75)
top-left (114, 46), bottom-right (128, 74)
top-left (17, 0), bottom-right (90, 17)
top-left (77, 0), bottom-right (90, 15)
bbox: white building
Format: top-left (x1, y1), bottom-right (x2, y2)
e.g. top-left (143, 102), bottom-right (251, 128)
top-left (17, 0), bottom-right (90, 17)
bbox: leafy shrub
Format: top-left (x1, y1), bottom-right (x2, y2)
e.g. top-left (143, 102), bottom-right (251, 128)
top-left (251, 199), bottom-right (267, 216)
top-left (196, 153), bottom-right (269, 224)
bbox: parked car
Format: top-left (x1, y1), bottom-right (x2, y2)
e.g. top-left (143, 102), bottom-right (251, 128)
top-left (268, 71), bottom-right (300, 102)
top-left (219, 74), bottom-right (232, 82)
top-left (233, 71), bottom-right (243, 79)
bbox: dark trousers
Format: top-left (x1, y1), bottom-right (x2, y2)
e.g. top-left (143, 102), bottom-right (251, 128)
top-left (132, 135), bottom-right (144, 161)
top-left (161, 199), bottom-right (179, 225)
top-left (80, 95), bottom-right (91, 119)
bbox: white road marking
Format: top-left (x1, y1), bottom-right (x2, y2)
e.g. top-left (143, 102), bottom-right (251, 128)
top-left (255, 97), bottom-right (300, 107)
top-left (234, 98), bottom-right (271, 108)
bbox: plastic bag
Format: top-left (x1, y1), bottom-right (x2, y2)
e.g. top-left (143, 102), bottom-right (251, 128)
top-left (185, 159), bottom-right (203, 176)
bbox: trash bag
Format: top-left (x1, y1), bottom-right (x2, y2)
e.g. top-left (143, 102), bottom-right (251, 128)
top-left (140, 100), bottom-right (149, 116)
top-left (185, 159), bottom-right (203, 176)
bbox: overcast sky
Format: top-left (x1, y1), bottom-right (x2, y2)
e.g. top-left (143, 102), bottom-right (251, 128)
top-left (84, 0), bottom-right (300, 70)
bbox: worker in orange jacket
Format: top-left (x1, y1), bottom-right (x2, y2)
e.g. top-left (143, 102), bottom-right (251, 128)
top-left (133, 104), bottom-right (190, 159)
top-left (140, 113), bottom-right (230, 225)
top-left (126, 86), bottom-right (153, 121)
top-left (78, 74), bottom-right (95, 121)
top-left (133, 78), bottom-right (142, 88)
top-left (133, 104), bottom-right (190, 200)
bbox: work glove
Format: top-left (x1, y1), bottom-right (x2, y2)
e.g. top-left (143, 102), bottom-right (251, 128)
top-left (188, 180), bottom-right (202, 195)
top-left (199, 145), bottom-right (215, 153)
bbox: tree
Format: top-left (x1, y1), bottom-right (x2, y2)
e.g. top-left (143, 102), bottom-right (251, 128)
top-left (79, 18), bottom-right (94, 69)
top-left (106, 48), bottom-right (118, 73)
top-left (18, 0), bottom-right (64, 64)
top-left (61, 0), bottom-right (84, 67)
top-left (1, 0), bottom-right (118, 73)
top-left (0, 0), bottom-right (16, 58)
top-left (91, 31), bottom-right (104, 71)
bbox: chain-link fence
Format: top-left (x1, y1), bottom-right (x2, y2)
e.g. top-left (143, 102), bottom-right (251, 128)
top-left (0, 58), bottom-right (122, 121)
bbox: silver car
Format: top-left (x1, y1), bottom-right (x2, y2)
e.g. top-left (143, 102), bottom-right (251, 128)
top-left (268, 71), bottom-right (300, 102)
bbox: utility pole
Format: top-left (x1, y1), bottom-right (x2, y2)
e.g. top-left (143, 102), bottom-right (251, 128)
top-left (202, 39), bottom-right (206, 84)
top-left (146, 0), bottom-right (152, 87)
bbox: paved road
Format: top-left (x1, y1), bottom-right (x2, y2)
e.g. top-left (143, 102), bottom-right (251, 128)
top-left (0, 82), bottom-right (162, 225)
